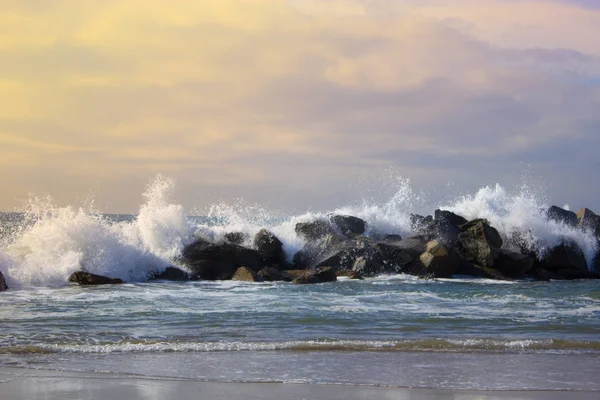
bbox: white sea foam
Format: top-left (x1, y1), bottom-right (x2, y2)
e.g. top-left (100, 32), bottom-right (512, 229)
top-left (1, 173), bottom-right (598, 287)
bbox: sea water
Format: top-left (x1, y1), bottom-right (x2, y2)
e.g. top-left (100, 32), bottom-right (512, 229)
top-left (0, 175), bottom-right (598, 391)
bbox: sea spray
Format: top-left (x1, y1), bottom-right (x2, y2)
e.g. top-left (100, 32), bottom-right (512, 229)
top-left (441, 183), bottom-right (598, 266)
top-left (1, 173), bottom-right (598, 287)
top-left (0, 176), bottom-right (190, 287)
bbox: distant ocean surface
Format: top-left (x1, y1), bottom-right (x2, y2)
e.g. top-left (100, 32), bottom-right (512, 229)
top-left (0, 176), bottom-right (598, 391)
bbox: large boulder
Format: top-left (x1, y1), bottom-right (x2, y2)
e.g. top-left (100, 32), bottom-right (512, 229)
top-left (181, 239), bottom-right (263, 280)
top-left (435, 210), bottom-right (468, 227)
top-left (68, 271), bottom-right (124, 285)
top-left (0, 271), bottom-right (7, 291)
top-left (419, 240), bottom-right (461, 278)
top-left (232, 266), bottom-right (263, 282)
top-left (546, 206), bottom-right (578, 227)
top-left (554, 269), bottom-right (600, 280)
top-left (410, 214), bottom-right (433, 231)
top-left (494, 250), bottom-right (534, 278)
top-left (457, 219), bottom-right (503, 268)
top-left (330, 215), bottom-right (366, 236)
top-left (258, 267), bottom-right (292, 282)
top-left (149, 266), bottom-right (191, 281)
top-left (295, 220), bottom-right (333, 241)
top-left (224, 232), bottom-right (246, 245)
top-left (456, 261), bottom-right (509, 280)
top-left (577, 208), bottom-right (600, 236)
top-left (253, 229), bottom-right (285, 266)
top-left (432, 211), bottom-right (463, 246)
top-left (539, 241), bottom-right (588, 272)
top-left (287, 267), bottom-right (337, 284)
top-left (292, 233), bottom-right (346, 269)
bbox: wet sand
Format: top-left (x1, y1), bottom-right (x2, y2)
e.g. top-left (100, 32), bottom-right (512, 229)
top-left (1, 367), bottom-right (598, 400)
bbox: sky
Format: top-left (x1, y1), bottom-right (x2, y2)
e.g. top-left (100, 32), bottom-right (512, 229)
top-left (1, 0), bottom-right (599, 213)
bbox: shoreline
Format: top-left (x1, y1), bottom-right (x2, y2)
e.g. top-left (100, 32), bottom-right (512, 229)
top-left (1, 367), bottom-right (599, 400)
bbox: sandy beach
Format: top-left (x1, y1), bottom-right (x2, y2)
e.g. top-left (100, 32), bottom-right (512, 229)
top-left (1, 367), bottom-right (598, 400)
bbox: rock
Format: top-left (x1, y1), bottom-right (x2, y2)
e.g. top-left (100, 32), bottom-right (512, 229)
top-left (335, 270), bottom-right (364, 280)
top-left (187, 260), bottom-right (218, 280)
top-left (382, 234), bottom-right (403, 242)
top-left (292, 233), bottom-right (347, 269)
top-left (410, 214), bottom-right (433, 231)
top-left (435, 210), bottom-right (468, 227)
top-left (494, 250), bottom-right (534, 278)
top-left (546, 206), bottom-right (578, 227)
top-left (253, 229), bottom-right (285, 266)
top-left (457, 220), bottom-right (503, 268)
top-left (555, 269), bottom-right (600, 280)
top-left (0, 271), bottom-right (7, 291)
top-left (149, 266), bottom-right (190, 281)
top-left (288, 267), bottom-right (337, 284)
top-left (181, 239), bottom-right (263, 280)
top-left (258, 267), bottom-right (291, 282)
top-left (432, 219), bottom-right (461, 247)
top-left (330, 215), bottom-right (366, 235)
top-left (295, 220), bottom-right (333, 241)
top-left (224, 232), bottom-right (246, 245)
top-left (374, 242), bottom-right (419, 274)
top-left (540, 241), bottom-right (588, 272)
top-left (419, 240), bottom-right (461, 278)
top-left (232, 266), bottom-right (263, 282)
top-left (577, 208), bottom-right (600, 236)
top-left (68, 271), bottom-right (124, 285)
top-left (456, 262), bottom-right (509, 280)
top-left (530, 267), bottom-right (562, 281)
top-left (351, 256), bottom-right (386, 276)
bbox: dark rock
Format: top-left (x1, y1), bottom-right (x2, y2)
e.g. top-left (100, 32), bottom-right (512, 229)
top-left (374, 242), bottom-right (419, 273)
top-left (456, 261), bottom-right (509, 280)
top-left (0, 271), bottom-right (7, 291)
top-left (457, 220), bottom-right (503, 268)
top-left (435, 209), bottom-right (468, 227)
top-left (68, 271), bottom-right (124, 285)
top-left (258, 267), bottom-right (292, 282)
top-left (150, 266), bottom-right (190, 281)
top-left (292, 233), bottom-right (347, 269)
top-left (546, 206), bottom-right (578, 227)
top-left (181, 239), bottom-right (263, 280)
top-left (330, 215), bottom-right (366, 235)
top-left (530, 267), bottom-right (563, 281)
top-left (432, 219), bottom-right (461, 246)
top-left (540, 241), bottom-right (588, 272)
top-left (232, 266), bottom-right (263, 282)
top-left (410, 214), bottom-right (433, 231)
top-left (555, 269), bottom-right (600, 280)
top-left (382, 234), bottom-right (403, 242)
top-left (419, 240), bottom-right (461, 278)
top-left (295, 220), bottom-right (333, 241)
top-left (494, 250), bottom-right (534, 278)
top-left (253, 229), bottom-right (285, 265)
top-left (351, 256), bottom-right (386, 276)
top-left (181, 237), bottom-right (213, 259)
top-left (224, 232), bottom-right (246, 245)
top-left (288, 267), bottom-right (337, 284)
top-left (188, 260), bottom-right (218, 280)
top-left (577, 208), bottom-right (600, 236)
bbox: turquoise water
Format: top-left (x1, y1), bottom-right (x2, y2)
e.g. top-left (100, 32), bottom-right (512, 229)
top-left (1, 178), bottom-right (599, 390)
top-left (1, 277), bottom-right (599, 390)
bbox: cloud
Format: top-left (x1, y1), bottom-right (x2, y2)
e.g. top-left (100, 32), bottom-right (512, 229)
top-left (0, 0), bottom-right (599, 212)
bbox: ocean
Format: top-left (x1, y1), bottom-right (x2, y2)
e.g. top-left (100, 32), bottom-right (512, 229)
top-left (0, 176), bottom-right (598, 392)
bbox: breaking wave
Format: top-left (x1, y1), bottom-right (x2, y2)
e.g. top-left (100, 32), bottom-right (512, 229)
top-left (0, 174), bottom-right (597, 287)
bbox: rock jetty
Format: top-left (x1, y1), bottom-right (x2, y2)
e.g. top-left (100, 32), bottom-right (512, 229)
top-left (67, 206), bottom-right (600, 285)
